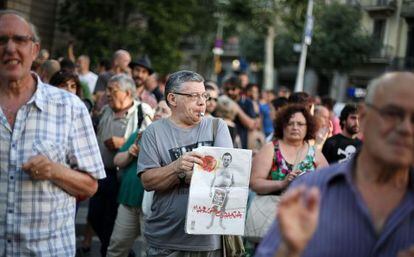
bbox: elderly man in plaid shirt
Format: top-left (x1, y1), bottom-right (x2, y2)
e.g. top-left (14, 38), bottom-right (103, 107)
top-left (0, 10), bottom-right (105, 257)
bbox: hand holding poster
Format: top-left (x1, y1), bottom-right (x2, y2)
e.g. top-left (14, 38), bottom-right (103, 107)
top-left (186, 146), bottom-right (252, 235)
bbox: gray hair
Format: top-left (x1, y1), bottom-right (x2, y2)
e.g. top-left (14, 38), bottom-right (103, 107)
top-left (365, 76), bottom-right (385, 104)
top-left (108, 74), bottom-right (136, 97)
top-left (364, 72), bottom-right (412, 104)
top-left (164, 70), bottom-right (204, 106)
top-left (0, 9), bottom-right (41, 43)
top-left (113, 49), bottom-right (130, 63)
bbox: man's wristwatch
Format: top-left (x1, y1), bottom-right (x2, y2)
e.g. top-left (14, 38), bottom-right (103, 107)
top-left (177, 171), bottom-right (186, 184)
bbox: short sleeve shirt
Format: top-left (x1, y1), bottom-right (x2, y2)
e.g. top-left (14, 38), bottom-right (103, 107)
top-left (137, 117), bottom-right (233, 251)
top-left (0, 75), bottom-right (105, 256)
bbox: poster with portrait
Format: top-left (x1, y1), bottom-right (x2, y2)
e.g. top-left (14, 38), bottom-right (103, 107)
top-left (185, 146), bottom-right (252, 235)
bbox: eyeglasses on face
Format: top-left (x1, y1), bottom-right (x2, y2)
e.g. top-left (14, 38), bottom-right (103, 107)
top-left (366, 103), bottom-right (414, 127)
top-left (0, 35), bottom-right (35, 46)
top-left (173, 91), bottom-right (210, 101)
top-left (207, 97), bottom-right (218, 102)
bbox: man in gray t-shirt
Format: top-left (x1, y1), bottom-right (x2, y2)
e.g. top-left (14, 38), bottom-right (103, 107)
top-left (138, 70), bottom-right (232, 257)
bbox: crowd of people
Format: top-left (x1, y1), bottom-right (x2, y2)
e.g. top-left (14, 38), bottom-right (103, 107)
top-left (1, 9), bottom-right (414, 257)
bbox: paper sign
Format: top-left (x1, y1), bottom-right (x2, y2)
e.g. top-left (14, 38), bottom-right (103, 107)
top-left (186, 146), bottom-right (252, 235)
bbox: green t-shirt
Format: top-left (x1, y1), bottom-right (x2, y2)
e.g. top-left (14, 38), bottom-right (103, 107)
top-left (117, 131), bottom-right (144, 207)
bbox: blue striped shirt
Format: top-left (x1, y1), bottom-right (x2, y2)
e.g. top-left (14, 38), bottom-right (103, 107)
top-left (0, 76), bottom-right (105, 257)
top-left (255, 157), bottom-right (414, 257)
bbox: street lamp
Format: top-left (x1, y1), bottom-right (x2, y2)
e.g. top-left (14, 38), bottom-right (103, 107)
top-left (294, 0), bottom-right (314, 92)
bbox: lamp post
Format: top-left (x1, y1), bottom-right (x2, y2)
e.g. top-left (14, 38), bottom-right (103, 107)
top-left (294, 0), bottom-right (314, 92)
top-left (212, 13), bottom-right (224, 82)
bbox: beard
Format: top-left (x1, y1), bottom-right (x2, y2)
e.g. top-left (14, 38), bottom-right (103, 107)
top-left (345, 125), bottom-right (359, 136)
top-left (133, 77), bottom-right (144, 88)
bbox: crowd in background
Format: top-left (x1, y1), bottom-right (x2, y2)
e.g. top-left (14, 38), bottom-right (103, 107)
top-left (8, 9), bottom-right (414, 257)
top-left (28, 44), bottom-right (367, 257)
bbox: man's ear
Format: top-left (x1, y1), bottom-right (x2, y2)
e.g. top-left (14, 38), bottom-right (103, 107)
top-left (126, 89), bottom-right (133, 98)
top-left (358, 103), bottom-right (367, 131)
top-left (167, 93), bottom-right (177, 107)
top-left (31, 42), bottom-right (40, 61)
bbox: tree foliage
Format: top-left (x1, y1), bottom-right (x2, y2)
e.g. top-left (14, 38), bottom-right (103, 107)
top-left (58, 0), bottom-right (213, 75)
top-left (225, 1), bottom-right (375, 73)
top-left (224, 0), bottom-right (306, 67)
top-left (308, 3), bottom-right (376, 72)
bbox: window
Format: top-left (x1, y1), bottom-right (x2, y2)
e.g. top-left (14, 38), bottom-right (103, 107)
top-left (373, 19), bottom-right (386, 43)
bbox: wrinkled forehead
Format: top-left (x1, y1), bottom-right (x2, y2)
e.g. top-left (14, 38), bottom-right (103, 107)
top-left (0, 14), bottom-right (32, 35)
top-left (180, 81), bottom-right (205, 92)
top-left (374, 76), bottom-right (414, 108)
top-left (107, 81), bottom-right (121, 89)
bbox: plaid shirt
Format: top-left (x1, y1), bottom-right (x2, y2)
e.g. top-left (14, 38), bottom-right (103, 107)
top-left (0, 75), bottom-right (105, 257)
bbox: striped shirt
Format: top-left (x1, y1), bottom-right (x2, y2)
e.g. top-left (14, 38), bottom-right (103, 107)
top-left (255, 157), bottom-right (414, 257)
top-left (0, 75), bottom-right (105, 257)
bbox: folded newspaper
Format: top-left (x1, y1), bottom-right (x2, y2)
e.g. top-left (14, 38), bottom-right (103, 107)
top-left (186, 146), bottom-right (252, 235)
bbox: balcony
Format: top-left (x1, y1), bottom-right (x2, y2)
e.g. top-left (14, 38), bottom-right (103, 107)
top-left (369, 44), bottom-right (394, 63)
top-left (401, 0), bottom-right (414, 19)
top-left (390, 57), bottom-right (414, 70)
top-left (363, 0), bottom-right (397, 18)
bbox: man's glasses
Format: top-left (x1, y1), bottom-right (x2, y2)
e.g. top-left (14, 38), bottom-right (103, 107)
top-left (173, 92), bottom-right (210, 101)
top-left (0, 35), bottom-right (35, 46)
top-left (366, 103), bottom-right (414, 127)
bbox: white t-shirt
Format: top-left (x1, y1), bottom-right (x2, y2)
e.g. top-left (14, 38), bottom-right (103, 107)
top-left (79, 71), bottom-right (98, 94)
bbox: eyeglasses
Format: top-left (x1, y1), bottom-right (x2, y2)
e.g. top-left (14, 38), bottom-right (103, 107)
top-left (287, 121), bottom-right (307, 128)
top-left (173, 92), bottom-right (210, 101)
top-left (207, 97), bottom-right (218, 102)
top-left (366, 103), bottom-right (414, 127)
top-left (0, 35), bottom-right (35, 46)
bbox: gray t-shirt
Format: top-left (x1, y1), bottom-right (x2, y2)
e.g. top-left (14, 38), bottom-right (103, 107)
top-left (137, 116), bottom-right (233, 251)
top-left (97, 101), bottom-right (142, 169)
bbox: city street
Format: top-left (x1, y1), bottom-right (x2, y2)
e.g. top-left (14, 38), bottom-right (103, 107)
top-left (75, 200), bottom-right (146, 257)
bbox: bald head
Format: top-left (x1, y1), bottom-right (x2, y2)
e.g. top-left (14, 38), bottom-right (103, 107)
top-left (40, 60), bottom-right (60, 83)
top-left (0, 10), bottom-right (41, 83)
top-left (360, 71), bottom-right (414, 169)
top-left (314, 105), bottom-right (330, 118)
top-left (365, 72), bottom-right (414, 104)
top-left (78, 55), bottom-right (90, 64)
top-left (77, 55), bottom-right (90, 73)
top-left (0, 10), bottom-right (40, 42)
top-left (112, 49), bottom-right (131, 72)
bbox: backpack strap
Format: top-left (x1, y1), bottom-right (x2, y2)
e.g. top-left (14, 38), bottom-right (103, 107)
top-left (212, 118), bottom-right (219, 145)
top-left (137, 103), bottom-right (144, 130)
